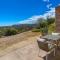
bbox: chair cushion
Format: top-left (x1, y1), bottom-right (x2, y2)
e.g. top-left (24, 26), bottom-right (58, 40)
top-left (52, 32), bottom-right (60, 35)
top-left (37, 38), bottom-right (46, 42)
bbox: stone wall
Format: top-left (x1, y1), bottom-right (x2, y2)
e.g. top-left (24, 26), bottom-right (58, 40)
top-left (55, 6), bottom-right (60, 32)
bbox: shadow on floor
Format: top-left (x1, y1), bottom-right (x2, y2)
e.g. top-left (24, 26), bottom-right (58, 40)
top-left (49, 48), bottom-right (60, 60)
top-left (52, 48), bottom-right (60, 60)
top-left (41, 48), bottom-right (60, 60)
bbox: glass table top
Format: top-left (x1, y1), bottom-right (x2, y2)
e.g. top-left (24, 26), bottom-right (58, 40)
top-left (42, 34), bottom-right (60, 41)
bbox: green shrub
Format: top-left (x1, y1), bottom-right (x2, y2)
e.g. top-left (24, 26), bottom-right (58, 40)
top-left (47, 17), bottom-right (55, 25)
top-left (40, 28), bottom-right (48, 35)
top-left (48, 23), bottom-right (56, 34)
top-left (0, 31), bottom-right (4, 37)
top-left (32, 29), bottom-right (40, 32)
top-left (37, 20), bottom-right (48, 29)
top-left (4, 28), bottom-right (18, 36)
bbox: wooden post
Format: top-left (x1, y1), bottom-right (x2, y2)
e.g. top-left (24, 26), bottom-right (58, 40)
top-left (46, 54), bottom-right (48, 60)
top-left (55, 5), bottom-right (60, 32)
top-left (54, 48), bottom-right (56, 56)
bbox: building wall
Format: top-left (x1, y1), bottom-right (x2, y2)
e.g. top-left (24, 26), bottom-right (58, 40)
top-left (55, 6), bottom-right (60, 32)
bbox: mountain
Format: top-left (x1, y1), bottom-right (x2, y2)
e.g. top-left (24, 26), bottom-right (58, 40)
top-left (12, 24), bottom-right (37, 30)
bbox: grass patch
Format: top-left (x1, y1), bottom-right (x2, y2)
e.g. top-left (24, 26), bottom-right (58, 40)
top-left (48, 23), bottom-right (56, 34)
top-left (32, 28), bottom-right (40, 32)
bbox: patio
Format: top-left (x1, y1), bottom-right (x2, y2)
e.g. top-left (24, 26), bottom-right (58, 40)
top-left (37, 33), bottom-right (60, 60)
top-left (0, 35), bottom-right (59, 60)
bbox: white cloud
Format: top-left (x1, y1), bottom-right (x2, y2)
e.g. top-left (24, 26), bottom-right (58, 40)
top-left (43, 0), bottom-right (53, 10)
top-left (43, 7), bottom-right (55, 18)
top-left (43, 0), bottom-right (49, 2)
top-left (18, 7), bottom-right (55, 24)
top-left (46, 4), bottom-right (52, 9)
top-left (18, 16), bottom-right (42, 24)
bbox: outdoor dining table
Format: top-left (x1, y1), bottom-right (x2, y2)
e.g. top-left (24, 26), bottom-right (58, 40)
top-left (42, 34), bottom-right (60, 47)
top-left (37, 34), bottom-right (60, 60)
top-left (41, 34), bottom-right (60, 58)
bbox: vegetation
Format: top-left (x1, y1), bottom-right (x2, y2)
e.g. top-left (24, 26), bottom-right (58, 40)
top-left (4, 28), bottom-right (18, 36)
top-left (0, 17), bottom-right (55, 37)
top-left (48, 23), bottom-right (56, 34)
top-left (47, 17), bottom-right (55, 25)
top-left (32, 17), bottom-right (55, 35)
top-left (32, 28), bottom-right (40, 32)
top-left (0, 24), bottom-right (34, 37)
top-left (0, 31), bottom-right (4, 37)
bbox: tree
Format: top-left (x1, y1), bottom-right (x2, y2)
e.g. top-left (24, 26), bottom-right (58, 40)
top-left (36, 18), bottom-right (48, 35)
top-left (47, 17), bottom-right (55, 25)
top-left (37, 18), bottom-right (48, 29)
top-left (4, 28), bottom-right (18, 36)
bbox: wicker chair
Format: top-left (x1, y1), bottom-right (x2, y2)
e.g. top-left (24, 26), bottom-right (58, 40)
top-left (37, 38), bottom-right (56, 60)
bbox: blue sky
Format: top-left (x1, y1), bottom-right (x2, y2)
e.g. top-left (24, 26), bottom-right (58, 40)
top-left (0, 0), bottom-right (60, 26)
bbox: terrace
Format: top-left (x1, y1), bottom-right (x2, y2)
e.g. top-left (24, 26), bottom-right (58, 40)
top-left (37, 33), bottom-right (60, 60)
top-left (0, 33), bottom-right (60, 60)
top-left (36, 5), bottom-right (60, 60)
top-left (0, 5), bottom-right (60, 60)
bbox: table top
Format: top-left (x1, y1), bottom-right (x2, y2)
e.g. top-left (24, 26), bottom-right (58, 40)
top-left (42, 34), bottom-right (60, 41)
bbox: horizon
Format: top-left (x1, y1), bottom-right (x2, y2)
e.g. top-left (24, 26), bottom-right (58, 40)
top-left (0, 0), bottom-right (60, 26)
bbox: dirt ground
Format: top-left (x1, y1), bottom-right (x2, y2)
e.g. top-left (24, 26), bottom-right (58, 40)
top-left (0, 31), bottom-right (41, 53)
top-left (0, 31), bottom-right (44, 60)
top-left (0, 35), bottom-right (44, 60)
top-left (0, 31), bottom-right (60, 60)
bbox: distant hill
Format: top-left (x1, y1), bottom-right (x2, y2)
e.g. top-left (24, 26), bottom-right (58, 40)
top-left (12, 24), bottom-right (37, 29)
top-left (0, 24), bottom-right (37, 31)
